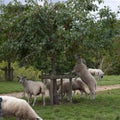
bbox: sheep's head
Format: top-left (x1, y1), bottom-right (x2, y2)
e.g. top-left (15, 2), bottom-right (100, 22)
top-left (99, 70), bottom-right (104, 79)
top-left (17, 76), bottom-right (26, 84)
top-left (74, 55), bottom-right (83, 64)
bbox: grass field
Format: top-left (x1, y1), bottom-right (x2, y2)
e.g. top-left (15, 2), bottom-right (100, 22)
top-left (97, 75), bottom-right (120, 86)
top-left (2, 89), bottom-right (120, 120)
top-left (0, 75), bottom-right (120, 120)
top-left (0, 81), bottom-right (23, 94)
top-left (38, 89), bottom-right (120, 120)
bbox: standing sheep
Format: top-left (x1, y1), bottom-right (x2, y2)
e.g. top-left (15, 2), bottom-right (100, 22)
top-left (88, 68), bottom-right (104, 80)
top-left (72, 56), bottom-right (97, 99)
top-left (58, 78), bottom-right (88, 101)
top-left (0, 95), bottom-right (43, 120)
top-left (18, 76), bottom-right (46, 106)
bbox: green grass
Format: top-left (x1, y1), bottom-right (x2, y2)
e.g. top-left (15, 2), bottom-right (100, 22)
top-left (4, 89), bottom-right (120, 120)
top-left (0, 81), bottom-right (23, 94)
top-left (97, 75), bottom-right (120, 86)
top-left (1, 75), bottom-right (120, 120)
top-left (34, 89), bottom-right (120, 120)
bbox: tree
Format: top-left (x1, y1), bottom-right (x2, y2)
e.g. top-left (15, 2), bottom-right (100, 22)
top-left (0, 0), bottom-right (118, 103)
top-left (0, 1), bottom-right (32, 80)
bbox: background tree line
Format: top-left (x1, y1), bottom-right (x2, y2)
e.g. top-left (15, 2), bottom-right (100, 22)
top-left (0, 0), bottom-right (120, 80)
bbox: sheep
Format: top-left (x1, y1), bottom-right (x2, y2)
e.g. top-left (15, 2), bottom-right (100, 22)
top-left (43, 79), bottom-right (61, 97)
top-left (72, 56), bottom-right (97, 99)
top-left (0, 95), bottom-right (43, 120)
top-left (17, 76), bottom-right (46, 106)
top-left (58, 77), bottom-right (88, 101)
top-left (42, 79), bottom-right (51, 99)
top-left (43, 79), bottom-right (60, 91)
top-left (88, 68), bottom-right (104, 80)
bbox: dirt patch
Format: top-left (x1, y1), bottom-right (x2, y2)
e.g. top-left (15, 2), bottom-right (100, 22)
top-left (96, 84), bottom-right (120, 92)
top-left (0, 89), bottom-right (50, 98)
top-left (0, 85), bottom-right (120, 98)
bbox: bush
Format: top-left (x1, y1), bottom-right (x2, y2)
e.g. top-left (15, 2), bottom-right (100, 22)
top-left (0, 61), bottom-right (42, 81)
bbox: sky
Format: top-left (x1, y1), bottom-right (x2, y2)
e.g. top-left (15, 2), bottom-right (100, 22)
top-left (2, 0), bottom-right (120, 14)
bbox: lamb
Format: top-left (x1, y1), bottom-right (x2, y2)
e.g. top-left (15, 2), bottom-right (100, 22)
top-left (72, 56), bottom-right (97, 99)
top-left (17, 76), bottom-right (46, 106)
top-left (88, 68), bottom-right (104, 80)
top-left (58, 77), bottom-right (88, 101)
top-left (0, 95), bottom-right (43, 120)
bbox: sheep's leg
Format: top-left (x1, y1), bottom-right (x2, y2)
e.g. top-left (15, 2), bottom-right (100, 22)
top-left (80, 90), bottom-right (83, 97)
top-left (28, 94), bottom-right (30, 104)
top-left (73, 90), bottom-right (76, 95)
top-left (32, 96), bottom-right (37, 106)
top-left (66, 92), bottom-right (72, 102)
top-left (66, 92), bottom-right (70, 101)
top-left (92, 93), bottom-right (96, 99)
top-left (91, 90), bottom-right (96, 100)
top-left (82, 89), bottom-right (88, 97)
top-left (84, 91), bottom-right (88, 97)
top-left (22, 90), bottom-right (26, 97)
top-left (28, 94), bottom-right (32, 104)
top-left (42, 92), bottom-right (45, 106)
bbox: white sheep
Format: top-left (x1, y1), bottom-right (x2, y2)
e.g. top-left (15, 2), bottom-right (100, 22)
top-left (72, 56), bottom-right (97, 99)
top-left (88, 68), bottom-right (104, 80)
top-left (58, 78), bottom-right (88, 101)
top-left (0, 95), bottom-right (43, 120)
top-left (18, 76), bottom-right (46, 106)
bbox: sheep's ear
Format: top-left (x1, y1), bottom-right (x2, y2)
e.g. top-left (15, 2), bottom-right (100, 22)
top-left (75, 55), bottom-right (82, 63)
top-left (75, 55), bottom-right (81, 60)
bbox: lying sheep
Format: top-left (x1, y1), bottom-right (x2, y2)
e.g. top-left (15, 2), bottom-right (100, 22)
top-left (0, 95), bottom-right (43, 120)
top-left (58, 78), bottom-right (88, 101)
top-left (18, 76), bottom-right (46, 106)
top-left (72, 56), bottom-right (97, 99)
top-left (88, 68), bottom-right (104, 80)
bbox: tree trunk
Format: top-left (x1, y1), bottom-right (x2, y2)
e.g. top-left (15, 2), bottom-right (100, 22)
top-left (53, 78), bottom-right (59, 104)
top-left (51, 55), bottom-right (59, 104)
top-left (99, 57), bottom-right (105, 69)
top-left (5, 60), bottom-right (13, 81)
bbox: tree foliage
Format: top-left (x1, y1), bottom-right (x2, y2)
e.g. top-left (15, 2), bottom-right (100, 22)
top-left (0, 0), bottom-right (119, 75)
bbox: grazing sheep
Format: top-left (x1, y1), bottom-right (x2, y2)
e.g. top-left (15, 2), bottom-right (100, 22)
top-left (58, 78), bottom-right (88, 101)
top-left (72, 56), bottom-right (97, 99)
top-left (0, 95), bottom-right (43, 120)
top-left (18, 76), bottom-right (46, 106)
top-left (88, 68), bottom-right (104, 80)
